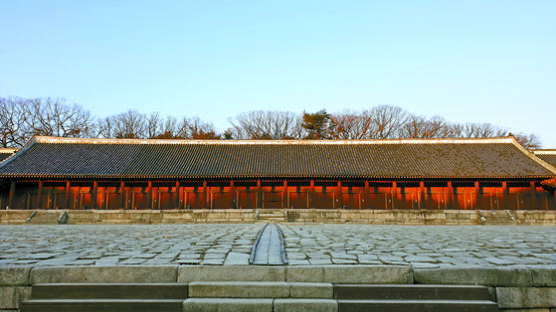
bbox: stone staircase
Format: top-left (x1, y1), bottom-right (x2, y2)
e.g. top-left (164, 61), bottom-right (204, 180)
top-left (183, 281), bottom-right (336, 311)
top-left (257, 209), bottom-right (287, 222)
top-left (334, 284), bottom-right (500, 312)
top-left (20, 283), bottom-right (186, 312)
top-left (21, 282), bottom-right (500, 312)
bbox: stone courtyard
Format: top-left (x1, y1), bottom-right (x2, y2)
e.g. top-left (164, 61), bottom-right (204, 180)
top-left (1, 224), bottom-right (554, 267)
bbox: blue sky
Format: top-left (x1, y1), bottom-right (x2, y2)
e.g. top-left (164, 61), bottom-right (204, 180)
top-left (1, 1), bottom-right (555, 146)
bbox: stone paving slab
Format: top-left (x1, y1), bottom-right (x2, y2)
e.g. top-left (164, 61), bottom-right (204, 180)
top-left (281, 225), bottom-right (556, 267)
top-left (0, 224), bottom-right (555, 268)
top-left (0, 224), bottom-right (262, 267)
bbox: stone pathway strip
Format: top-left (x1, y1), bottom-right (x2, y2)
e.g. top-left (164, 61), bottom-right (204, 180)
top-left (250, 224), bottom-right (288, 265)
top-left (0, 224), bottom-right (555, 267)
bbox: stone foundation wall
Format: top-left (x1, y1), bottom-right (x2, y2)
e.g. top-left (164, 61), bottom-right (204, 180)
top-left (1, 266), bottom-right (555, 311)
top-left (1, 209), bottom-right (555, 225)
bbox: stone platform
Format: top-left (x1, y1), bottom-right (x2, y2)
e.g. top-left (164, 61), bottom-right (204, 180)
top-left (1, 209), bottom-right (556, 225)
top-left (1, 223), bottom-right (555, 311)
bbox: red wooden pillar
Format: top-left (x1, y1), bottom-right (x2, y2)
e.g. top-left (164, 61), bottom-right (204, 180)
top-left (119, 181), bottom-right (125, 209)
top-left (65, 181), bottom-right (71, 209)
top-left (146, 180), bottom-right (152, 209)
top-left (337, 181), bottom-right (342, 209)
top-left (37, 180), bottom-right (43, 209)
top-left (391, 182), bottom-right (397, 209)
top-left (203, 180), bottom-right (208, 209)
top-left (419, 181), bottom-right (425, 209)
top-left (530, 182), bottom-right (538, 210)
top-left (447, 181), bottom-right (454, 209)
top-left (311, 180), bottom-right (316, 209)
top-left (257, 180), bottom-right (261, 208)
top-left (92, 180), bottom-right (98, 209)
top-left (230, 181), bottom-right (235, 208)
top-left (282, 181), bottom-right (287, 208)
top-left (502, 181), bottom-right (508, 210)
top-left (175, 181), bottom-right (180, 209)
top-left (8, 180), bottom-right (15, 210)
top-left (474, 182), bottom-right (481, 210)
top-left (364, 181), bottom-right (369, 209)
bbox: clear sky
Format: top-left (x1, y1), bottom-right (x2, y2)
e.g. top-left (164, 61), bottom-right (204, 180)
top-left (1, 1), bottom-right (555, 146)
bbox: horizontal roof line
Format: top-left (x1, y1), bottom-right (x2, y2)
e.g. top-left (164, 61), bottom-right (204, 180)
top-left (33, 136), bottom-right (518, 145)
top-left (533, 150), bottom-right (556, 155)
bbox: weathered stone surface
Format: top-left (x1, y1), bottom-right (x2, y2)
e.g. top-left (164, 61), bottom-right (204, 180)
top-left (290, 282), bottom-right (333, 298)
top-left (30, 266), bottom-right (178, 283)
top-left (188, 281), bottom-right (289, 298)
top-left (323, 266), bottom-right (413, 284)
top-left (178, 266), bottom-right (286, 282)
top-left (414, 267), bottom-right (532, 286)
top-left (287, 267), bottom-right (325, 282)
top-left (0, 287), bottom-right (31, 309)
top-left (496, 287), bottom-right (556, 308)
top-left (499, 309), bottom-right (550, 312)
top-left (274, 299), bottom-right (337, 312)
top-left (0, 268), bottom-right (31, 286)
top-left (532, 267), bottom-right (556, 286)
top-left (183, 298), bottom-right (273, 312)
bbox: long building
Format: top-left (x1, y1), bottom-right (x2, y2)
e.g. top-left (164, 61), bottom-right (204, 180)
top-left (0, 136), bottom-right (555, 211)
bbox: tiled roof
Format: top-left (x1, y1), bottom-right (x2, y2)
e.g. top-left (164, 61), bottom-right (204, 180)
top-left (0, 149), bottom-right (17, 162)
top-left (0, 136), bottom-right (555, 179)
top-left (533, 150), bottom-right (556, 168)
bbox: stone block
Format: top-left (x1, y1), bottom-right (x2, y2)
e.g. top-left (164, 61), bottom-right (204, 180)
top-left (189, 281), bottom-right (289, 298)
top-left (499, 309), bottom-right (549, 312)
top-left (0, 287), bottom-right (31, 309)
top-left (496, 287), bottom-right (556, 309)
top-left (178, 266), bottom-right (286, 282)
top-left (414, 266), bottom-right (532, 286)
top-left (0, 268), bottom-right (31, 286)
top-left (30, 266), bottom-right (178, 283)
top-left (274, 299), bottom-right (337, 312)
top-left (183, 298), bottom-right (273, 312)
top-left (290, 282), bottom-right (333, 298)
top-left (532, 267), bottom-right (556, 286)
top-left (322, 265), bottom-right (413, 284)
top-left (287, 267), bottom-right (325, 282)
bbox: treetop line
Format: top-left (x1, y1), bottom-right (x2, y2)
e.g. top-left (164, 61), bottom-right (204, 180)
top-left (0, 97), bottom-right (541, 149)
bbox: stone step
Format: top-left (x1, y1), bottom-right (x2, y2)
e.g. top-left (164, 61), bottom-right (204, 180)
top-left (20, 299), bottom-right (183, 312)
top-left (31, 283), bottom-right (188, 299)
top-left (183, 298), bottom-right (337, 312)
top-left (188, 281), bottom-right (333, 298)
top-left (337, 299), bottom-right (500, 312)
top-left (334, 284), bottom-right (493, 300)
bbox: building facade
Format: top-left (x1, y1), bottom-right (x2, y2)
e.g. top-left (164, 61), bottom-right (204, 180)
top-left (1, 136), bottom-right (555, 211)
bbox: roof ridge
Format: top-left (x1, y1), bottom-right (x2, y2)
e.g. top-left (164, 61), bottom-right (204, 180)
top-left (533, 150), bottom-right (556, 155)
top-left (33, 135), bottom-right (517, 145)
top-left (0, 148), bottom-right (18, 153)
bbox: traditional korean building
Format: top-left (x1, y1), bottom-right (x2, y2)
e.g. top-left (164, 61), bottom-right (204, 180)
top-left (0, 136), bottom-right (555, 211)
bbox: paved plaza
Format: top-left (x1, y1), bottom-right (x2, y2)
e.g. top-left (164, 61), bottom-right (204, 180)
top-left (0, 224), bottom-right (555, 267)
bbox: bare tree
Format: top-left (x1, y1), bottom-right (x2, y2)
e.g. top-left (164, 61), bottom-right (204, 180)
top-left (367, 105), bottom-right (407, 139)
top-left (109, 110), bottom-right (147, 139)
top-left (229, 111), bottom-right (303, 139)
top-left (175, 117), bottom-right (220, 139)
top-left (0, 97), bottom-right (29, 147)
top-left (400, 115), bottom-right (446, 138)
top-left (25, 98), bottom-right (94, 138)
top-left (513, 133), bottom-right (541, 149)
top-left (328, 110), bottom-right (373, 139)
